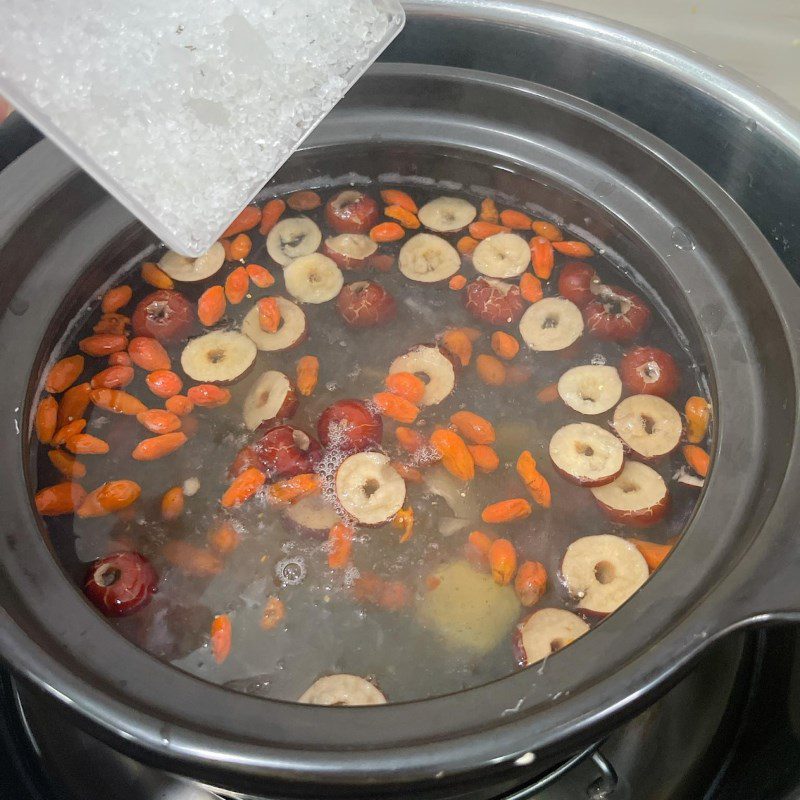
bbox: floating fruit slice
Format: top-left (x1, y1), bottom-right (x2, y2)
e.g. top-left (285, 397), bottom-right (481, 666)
top-left (515, 608), bottom-right (590, 666)
top-left (613, 395), bottom-right (682, 459)
top-left (590, 461), bottom-right (670, 527)
top-left (519, 297), bottom-right (584, 351)
top-left (242, 297), bottom-right (307, 351)
top-left (131, 290), bottom-right (195, 342)
top-left (557, 262), bottom-right (598, 308)
top-left (583, 286), bottom-right (651, 342)
top-left (389, 345), bottom-right (456, 406)
top-left (417, 196), bottom-right (477, 232)
top-left (325, 190), bottom-right (380, 235)
top-left (266, 217), bottom-right (322, 266)
top-left (322, 234), bottom-right (378, 269)
top-left (242, 371), bottom-right (299, 430)
top-left (472, 233), bottom-right (530, 278)
top-left (464, 278), bottom-right (525, 325)
top-left (298, 674), bottom-right (387, 706)
top-left (398, 233), bottom-right (460, 283)
top-left (561, 534), bottom-right (649, 615)
top-left (284, 254), bottom-right (343, 304)
top-left (158, 243), bottom-right (225, 282)
top-left (549, 422), bottom-right (624, 486)
top-left (335, 452), bottom-right (406, 526)
top-left (180, 331), bottom-right (257, 384)
top-left (557, 365), bottom-right (622, 415)
top-left (83, 552), bottom-right (157, 617)
top-left (619, 346), bottom-right (679, 397)
top-left (336, 281), bottom-right (397, 328)
top-left (317, 399), bottom-right (383, 451)
top-left (284, 493), bottom-right (342, 539)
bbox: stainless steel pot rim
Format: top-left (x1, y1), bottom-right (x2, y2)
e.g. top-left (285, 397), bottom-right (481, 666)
top-left (0, 5), bottom-right (799, 787)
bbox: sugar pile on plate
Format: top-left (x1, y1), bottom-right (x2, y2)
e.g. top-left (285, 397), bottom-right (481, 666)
top-left (0, 0), bottom-right (404, 255)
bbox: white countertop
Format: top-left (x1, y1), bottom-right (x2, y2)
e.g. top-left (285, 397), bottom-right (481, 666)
top-left (554, 0), bottom-right (800, 110)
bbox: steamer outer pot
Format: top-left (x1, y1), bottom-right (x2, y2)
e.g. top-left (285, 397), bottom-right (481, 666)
top-left (1, 4), bottom-right (800, 798)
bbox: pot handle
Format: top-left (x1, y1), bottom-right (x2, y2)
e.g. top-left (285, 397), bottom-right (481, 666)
top-left (501, 742), bottom-right (620, 799)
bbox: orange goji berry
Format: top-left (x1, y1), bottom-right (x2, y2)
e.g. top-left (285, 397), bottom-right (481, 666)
top-left (536, 382), bottom-right (560, 403)
top-left (266, 474), bottom-right (320, 506)
top-left (222, 205), bottom-right (261, 237)
top-left (131, 432), bottom-right (187, 461)
top-left (47, 449), bottom-right (86, 479)
top-left (210, 614), bottom-right (232, 664)
top-left (450, 410), bottom-right (495, 445)
top-left (245, 263), bottom-right (275, 288)
top-left (128, 337), bottom-right (170, 371)
top-left (77, 480), bottom-right (141, 518)
top-left (395, 426), bottom-right (426, 453)
top-left (101, 285), bottom-right (133, 314)
top-left (353, 571), bottom-right (384, 605)
top-left (141, 261), bottom-right (174, 290)
top-left (108, 351), bottom-right (133, 367)
top-left (225, 266), bottom-right (249, 304)
top-left (369, 222), bottom-right (405, 242)
top-left (145, 370), bottom-right (182, 399)
top-left (90, 388), bottom-right (147, 416)
top-left (456, 236), bottom-right (479, 255)
top-left (391, 461), bottom-right (423, 482)
top-left (57, 383), bottom-right (92, 427)
top-left (161, 486), bottom-right (185, 520)
top-left (379, 580), bottom-right (410, 611)
top-left (261, 596), bottom-right (286, 630)
top-left (468, 221), bottom-right (510, 240)
top-left (392, 507), bottom-right (415, 543)
top-left (136, 409), bottom-right (182, 434)
top-left (515, 561), bottom-right (547, 606)
top-left (65, 434), bottom-right (110, 455)
top-left (229, 233), bottom-right (252, 261)
top-left (221, 467), bottom-right (266, 508)
top-left (530, 235), bottom-right (555, 280)
top-left (296, 355), bottom-right (319, 396)
top-left (683, 444), bottom-right (710, 477)
top-left (506, 365), bottom-right (533, 385)
top-left (45, 355), bottom-right (84, 393)
top-left (531, 220), bottom-right (563, 241)
top-left (187, 384), bottom-right (231, 408)
top-left (35, 482), bottom-right (87, 516)
top-left (384, 205), bottom-right (420, 229)
top-left (372, 392), bottom-right (420, 424)
top-left (162, 541), bottom-right (222, 576)
top-left (469, 444), bottom-right (500, 473)
top-left (380, 189), bottom-right (418, 213)
top-left (259, 198), bottom-right (286, 235)
top-left (629, 539), bottom-right (673, 571)
top-left (430, 429), bottom-right (474, 481)
top-left (491, 331), bottom-right (520, 360)
top-left (165, 394), bottom-right (194, 417)
top-left (500, 209), bottom-right (533, 229)
top-left (35, 395), bottom-right (58, 444)
top-left (52, 419), bottom-right (86, 446)
top-left (286, 190), bottom-right (322, 211)
top-left (78, 333), bottom-right (128, 357)
top-left (448, 274), bottom-right (467, 290)
top-left (219, 238), bottom-right (233, 260)
top-left (90, 365), bottom-right (134, 390)
top-left (489, 538), bottom-right (518, 585)
top-left (520, 272), bottom-right (544, 303)
top-left (328, 522), bottom-right (354, 569)
top-left (481, 498), bottom-right (532, 524)
top-left (92, 313), bottom-right (130, 335)
top-left (440, 329), bottom-right (473, 367)
top-left (385, 372), bottom-right (425, 404)
top-left (208, 521), bottom-right (240, 554)
top-left (197, 285), bottom-right (226, 327)
top-left (552, 240), bottom-right (593, 258)
top-left (685, 396), bottom-right (711, 444)
top-left (516, 451), bottom-right (552, 508)
top-left (469, 530), bottom-right (493, 555)
top-left (257, 297), bottom-right (281, 333)
top-left (479, 198), bottom-right (499, 224)
top-left (476, 354), bottom-right (507, 386)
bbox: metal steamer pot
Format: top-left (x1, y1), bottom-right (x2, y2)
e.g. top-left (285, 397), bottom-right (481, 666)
top-left (2, 2), bottom-right (800, 798)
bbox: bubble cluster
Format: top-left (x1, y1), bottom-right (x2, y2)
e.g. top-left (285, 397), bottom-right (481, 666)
top-left (275, 556), bottom-right (307, 587)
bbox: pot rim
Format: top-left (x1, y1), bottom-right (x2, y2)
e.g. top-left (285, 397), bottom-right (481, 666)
top-left (1, 9), bottom-right (800, 787)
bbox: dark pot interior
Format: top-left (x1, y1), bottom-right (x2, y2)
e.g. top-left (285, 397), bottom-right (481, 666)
top-left (1, 63), bottom-right (800, 797)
